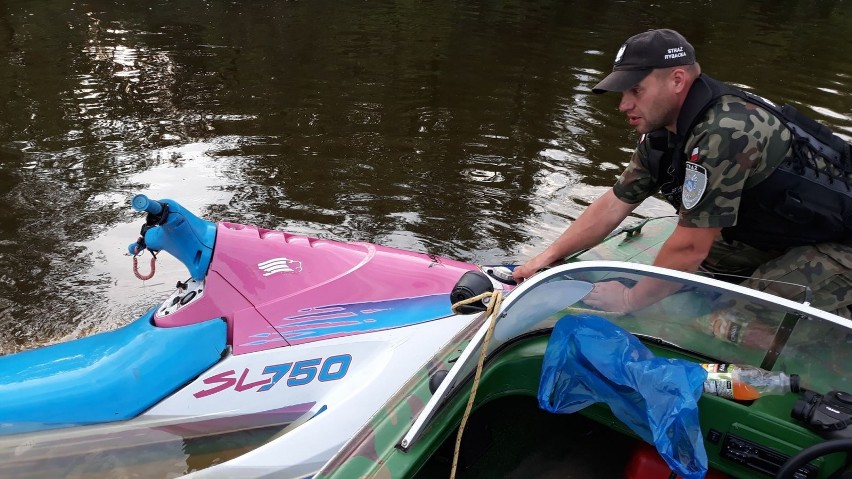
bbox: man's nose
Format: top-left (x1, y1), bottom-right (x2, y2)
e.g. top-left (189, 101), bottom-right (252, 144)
top-left (619, 94), bottom-right (633, 112)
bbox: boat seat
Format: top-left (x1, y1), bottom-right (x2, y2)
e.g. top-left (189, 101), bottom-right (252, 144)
top-left (0, 309), bottom-right (227, 435)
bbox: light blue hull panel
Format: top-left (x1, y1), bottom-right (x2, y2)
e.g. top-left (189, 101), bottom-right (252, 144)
top-left (0, 310), bottom-right (227, 435)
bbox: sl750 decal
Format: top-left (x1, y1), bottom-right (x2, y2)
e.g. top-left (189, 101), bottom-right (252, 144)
top-left (193, 354), bottom-right (352, 398)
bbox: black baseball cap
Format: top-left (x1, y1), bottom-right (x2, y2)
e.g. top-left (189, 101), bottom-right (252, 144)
top-left (592, 29), bottom-right (696, 94)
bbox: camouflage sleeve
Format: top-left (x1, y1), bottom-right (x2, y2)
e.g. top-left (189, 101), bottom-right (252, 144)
top-left (678, 96), bottom-right (789, 228)
top-left (613, 135), bottom-right (660, 204)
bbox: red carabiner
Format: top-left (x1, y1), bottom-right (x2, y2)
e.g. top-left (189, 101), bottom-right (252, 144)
top-left (132, 248), bottom-right (156, 280)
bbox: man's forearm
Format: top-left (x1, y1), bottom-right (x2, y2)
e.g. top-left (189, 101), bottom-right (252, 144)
top-left (626, 225), bottom-right (719, 310)
top-left (514, 189), bottom-right (638, 278)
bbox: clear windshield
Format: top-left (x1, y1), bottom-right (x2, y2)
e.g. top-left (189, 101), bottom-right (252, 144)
top-left (402, 261), bottom-right (851, 448)
top-left (500, 262), bottom-right (851, 394)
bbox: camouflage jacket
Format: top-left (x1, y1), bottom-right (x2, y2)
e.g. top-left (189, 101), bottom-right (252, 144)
top-left (613, 92), bottom-right (793, 232)
top-left (615, 75), bottom-right (852, 250)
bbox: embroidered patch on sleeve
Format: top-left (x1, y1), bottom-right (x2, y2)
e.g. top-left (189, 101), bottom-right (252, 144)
top-left (682, 162), bottom-right (707, 210)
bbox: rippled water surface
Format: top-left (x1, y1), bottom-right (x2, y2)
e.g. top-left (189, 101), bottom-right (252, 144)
top-left (1, 0), bottom-right (851, 353)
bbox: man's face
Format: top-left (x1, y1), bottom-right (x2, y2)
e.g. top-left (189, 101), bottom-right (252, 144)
top-left (617, 69), bottom-right (679, 134)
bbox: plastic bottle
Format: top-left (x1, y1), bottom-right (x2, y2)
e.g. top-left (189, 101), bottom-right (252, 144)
top-left (696, 309), bottom-right (775, 350)
top-left (700, 363), bottom-right (800, 401)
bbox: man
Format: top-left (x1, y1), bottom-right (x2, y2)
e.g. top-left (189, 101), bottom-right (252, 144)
top-left (512, 29), bottom-right (852, 320)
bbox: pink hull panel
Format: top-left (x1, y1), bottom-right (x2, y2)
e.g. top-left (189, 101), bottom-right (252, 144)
top-left (153, 270), bottom-right (272, 344)
top-left (158, 223), bottom-right (478, 355)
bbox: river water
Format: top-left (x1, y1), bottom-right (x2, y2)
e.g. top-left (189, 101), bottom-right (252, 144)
top-left (1, 0), bottom-right (851, 354)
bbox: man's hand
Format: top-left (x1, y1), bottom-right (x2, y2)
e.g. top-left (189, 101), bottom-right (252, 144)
top-left (583, 281), bottom-right (633, 313)
top-left (511, 261), bottom-right (540, 282)
top-left (511, 258), bottom-right (563, 282)
top-left (511, 190), bottom-right (638, 283)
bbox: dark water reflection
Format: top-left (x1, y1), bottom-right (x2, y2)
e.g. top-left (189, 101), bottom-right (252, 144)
top-left (1, 0), bottom-right (851, 353)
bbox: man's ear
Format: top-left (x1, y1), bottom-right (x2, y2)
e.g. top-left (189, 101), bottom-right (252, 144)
top-left (671, 68), bottom-right (688, 93)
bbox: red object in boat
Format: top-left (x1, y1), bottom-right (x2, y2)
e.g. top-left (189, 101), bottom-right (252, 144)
top-left (625, 442), bottom-right (731, 479)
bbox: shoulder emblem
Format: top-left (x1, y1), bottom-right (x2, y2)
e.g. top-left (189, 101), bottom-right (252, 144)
top-left (682, 162), bottom-right (707, 210)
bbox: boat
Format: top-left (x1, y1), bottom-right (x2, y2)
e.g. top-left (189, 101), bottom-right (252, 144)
top-left (0, 195), bottom-right (511, 478)
top-left (314, 217), bottom-right (852, 479)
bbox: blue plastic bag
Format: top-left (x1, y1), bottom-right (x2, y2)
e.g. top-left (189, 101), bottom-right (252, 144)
top-left (538, 313), bottom-right (709, 479)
